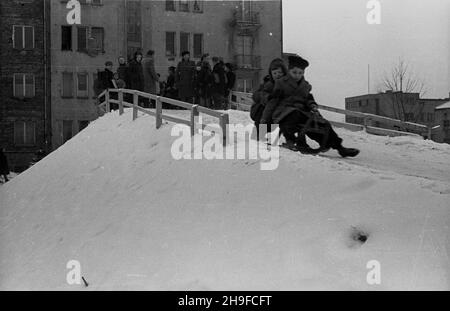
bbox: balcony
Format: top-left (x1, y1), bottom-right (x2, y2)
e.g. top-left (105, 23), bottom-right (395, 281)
top-left (230, 9), bottom-right (261, 33)
top-left (234, 54), bottom-right (261, 70)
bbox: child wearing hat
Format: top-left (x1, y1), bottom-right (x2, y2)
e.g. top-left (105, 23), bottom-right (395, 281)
top-left (260, 55), bottom-right (359, 157)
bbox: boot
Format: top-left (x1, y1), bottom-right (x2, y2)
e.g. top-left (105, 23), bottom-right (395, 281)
top-left (337, 146), bottom-right (360, 158)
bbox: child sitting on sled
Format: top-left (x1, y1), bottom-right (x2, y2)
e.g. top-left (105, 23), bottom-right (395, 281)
top-left (260, 55), bottom-right (360, 157)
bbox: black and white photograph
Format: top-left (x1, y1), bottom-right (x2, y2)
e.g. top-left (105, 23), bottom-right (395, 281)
top-left (0, 0), bottom-right (449, 296)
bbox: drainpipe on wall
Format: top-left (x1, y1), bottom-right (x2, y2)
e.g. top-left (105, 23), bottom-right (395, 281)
top-left (43, 0), bottom-right (49, 153)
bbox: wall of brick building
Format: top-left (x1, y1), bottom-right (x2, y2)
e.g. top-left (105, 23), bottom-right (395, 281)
top-left (0, 0), bottom-right (51, 172)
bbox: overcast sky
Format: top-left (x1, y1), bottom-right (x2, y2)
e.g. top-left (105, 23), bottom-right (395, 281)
top-left (282, 0), bottom-right (450, 108)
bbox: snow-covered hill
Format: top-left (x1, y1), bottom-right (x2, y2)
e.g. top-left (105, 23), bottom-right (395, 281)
top-left (1, 109), bottom-right (449, 290)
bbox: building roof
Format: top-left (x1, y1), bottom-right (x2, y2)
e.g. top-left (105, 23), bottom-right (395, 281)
top-left (435, 101), bottom-right (450, 110)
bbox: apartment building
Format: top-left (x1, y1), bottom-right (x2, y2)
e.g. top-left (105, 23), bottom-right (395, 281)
top-left (0, 0), bottom-right (51, 171)
top-left (50, 0), bottom-right (127, 150)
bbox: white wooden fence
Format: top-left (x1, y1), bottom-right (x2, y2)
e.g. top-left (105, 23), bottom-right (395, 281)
top-left (97, 89), bottom-right (230, 144)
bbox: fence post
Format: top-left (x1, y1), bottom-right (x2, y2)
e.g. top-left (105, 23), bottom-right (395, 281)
top-left (190, 105), bottom-right (199, 136)
top-left (105, 90), bottom-right (110, 113)
top-left (220, 113), bottom-right (229, 146)
top-left (132, 91), bottom-right (138, 121)
top-left (156, 96), bottom-right (163, 129)
top-left (427, 126), bottom-right (432, 140)
top-left (363, 116), bottom-right (371, 131)
top-left (118, 89), bottom-right (124, 115)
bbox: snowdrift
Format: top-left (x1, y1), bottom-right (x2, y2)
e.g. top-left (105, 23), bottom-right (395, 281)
top-left (1, 109), bottom-right (449, 290)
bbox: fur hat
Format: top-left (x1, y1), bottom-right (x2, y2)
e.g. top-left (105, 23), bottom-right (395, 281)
top-left (288, 55), bottom-right (309, 70)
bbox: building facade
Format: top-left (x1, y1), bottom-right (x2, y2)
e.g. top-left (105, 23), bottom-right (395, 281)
top-left (50, 0), bottom-right (282, 150)
top-left (50, 0), bottom-right (127, 150)
top-left (2, 0), bottom-right (282, 160)
top-left (133, 0), bottom-right (283, 92)
top-left (0, 0), bottom-right (51, 172)
top-left (345, 92), bottom-right (450, 142)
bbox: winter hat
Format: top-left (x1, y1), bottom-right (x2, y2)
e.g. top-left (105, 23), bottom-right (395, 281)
top-left (288, 55), bottom-right (309, 70)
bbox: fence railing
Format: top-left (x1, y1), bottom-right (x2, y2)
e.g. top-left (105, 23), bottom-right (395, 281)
top-left (97, 89), bottom-right (230, 144)
top-left (229, 91), bottom-right (440, 139)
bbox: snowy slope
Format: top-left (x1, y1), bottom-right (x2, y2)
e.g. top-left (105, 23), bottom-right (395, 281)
top-left (0, 109), bottom-right (449, 290)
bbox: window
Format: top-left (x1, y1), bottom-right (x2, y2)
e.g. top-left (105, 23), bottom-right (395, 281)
top-left (236, 78), bottom-right (253, 93)
top-left (89, 27), bottom-right (104, 53)
top-left (77, 73), bottom-right (89, 98)
top-left (166, 0), bottom-right (175, 11)
top-left (444, 120), bottom-right (450, 128)
top-left (61, 26), bottom-right (72, 51)
top-left (193, 0), bottom-right (203, 13)
top-left (13, 26), bottom-right (34, 49)
top-left (13, 74), bottom-right (35, 98)
top-left (179, 0), bottom-right (189, 12)
top-left (63, 120), bottom-right (73, 144)
top-left (180, 32), bottom-right (189, 55)
top-left (427, 113), bottom-right (434, 122)
top-left (14, 121), bottom-right (36, 146)
top-left (62, 72), bottom-right (74, 98)
top-left (77, 26), bottom-right (88, 52)
top-left (166, 32), bottom-right (176, 57)
top-left (193, 34), bottom-right (203, 58)
top-left (79, 120), bottom-right (90, 132)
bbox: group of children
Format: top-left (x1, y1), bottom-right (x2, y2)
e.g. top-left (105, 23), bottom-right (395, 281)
top-left (251, 55), bottom-right (360, 158)
top-left (94, 50), bottom-right (236, 110)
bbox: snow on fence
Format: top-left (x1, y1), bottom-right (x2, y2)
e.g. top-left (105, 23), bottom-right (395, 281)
top-left (229, 91), bottom-right (440, 139)
top-left (97, 89), bottom-right (230, 144)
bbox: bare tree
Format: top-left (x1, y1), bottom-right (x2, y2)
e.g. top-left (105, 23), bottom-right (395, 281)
top-left (381, 58), bottom-right (427, 123)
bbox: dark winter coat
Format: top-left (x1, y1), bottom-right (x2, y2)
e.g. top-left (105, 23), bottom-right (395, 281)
top-left (175, 60), bottom-right (196, 99)
top-left (225, 71), bottom-right (236, 96)
top-left (196, 62), bottom-right (213, 98)
top-left (251, 76), bottom-right (275, 122)
top-left (142, 57), bottom-right (158, 94)
top-left (261, 75), bottom-right (317, 124)
top-left (211, 63), bottom-right (227, 96)
top-left (0, 150), bottom-right (9, 175)
top-left (127, 59), bottom-right (144, 91)
top-left (117, 64), bottom-right (129, 87)
top-left (164, 73), bottom-right (178, 99)
top-left (99, 69), bottom-right (115, 90)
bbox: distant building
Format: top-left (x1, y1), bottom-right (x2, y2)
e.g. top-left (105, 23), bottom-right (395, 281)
top-left (345, 91), bottom-right (450, 142)
top-left (0, 0), bottom-right (51, 172)
top-left (434, 101), bottom-right (450, 144)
